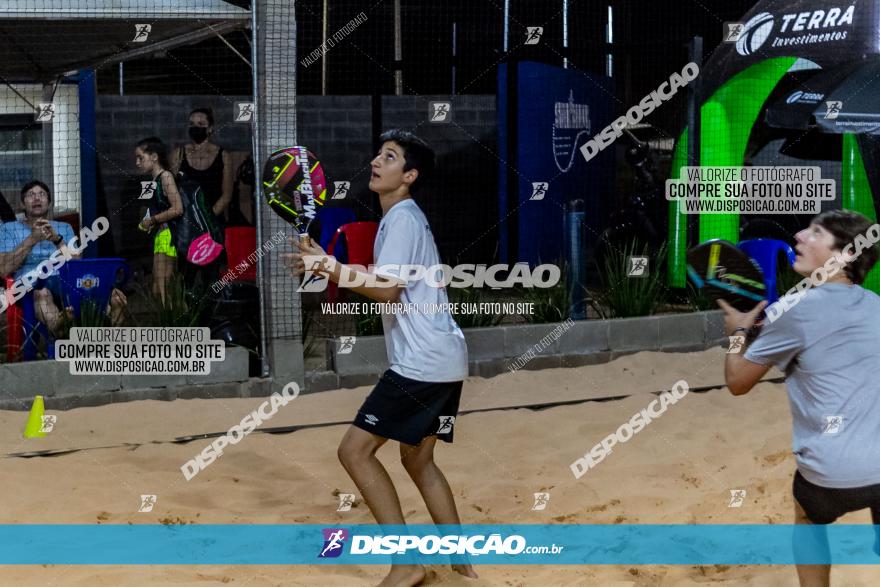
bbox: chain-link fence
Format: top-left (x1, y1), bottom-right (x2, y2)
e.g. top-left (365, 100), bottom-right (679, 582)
top-left (12, 1), bottom-right (845, 381)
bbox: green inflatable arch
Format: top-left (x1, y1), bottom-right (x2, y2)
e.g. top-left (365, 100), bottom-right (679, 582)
top-left (667, 57), bottom-right (880, 294)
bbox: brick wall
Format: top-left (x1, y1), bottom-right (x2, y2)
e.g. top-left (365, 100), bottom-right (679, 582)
top-left (95, 95), bottom-right (253, 268)
top-left (95, 94), bottom-right (498, 269)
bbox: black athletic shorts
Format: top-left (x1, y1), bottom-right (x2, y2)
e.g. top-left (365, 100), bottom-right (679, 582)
top-left (352, 369), bottom-right (462, 446)
top-left (793, 470), bottom-right (880, 554)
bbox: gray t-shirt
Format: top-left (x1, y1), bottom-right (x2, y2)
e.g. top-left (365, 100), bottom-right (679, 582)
top-left (373, 199), bottom-right (468, 382)
top-left (744, 283), bottom-right (880, 488)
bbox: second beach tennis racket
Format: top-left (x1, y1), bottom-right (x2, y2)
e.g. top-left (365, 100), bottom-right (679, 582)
top-left (687, 239), bottom-right (766, 312)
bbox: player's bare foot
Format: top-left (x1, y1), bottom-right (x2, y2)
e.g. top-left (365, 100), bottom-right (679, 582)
top-left (376, 564), bottom-right (426, 587)
top-left (452, 563), bottom-right (478, 578)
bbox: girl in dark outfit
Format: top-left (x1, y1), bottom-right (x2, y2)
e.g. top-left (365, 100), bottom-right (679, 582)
top-left (171, 107), bottom-right (233, 288)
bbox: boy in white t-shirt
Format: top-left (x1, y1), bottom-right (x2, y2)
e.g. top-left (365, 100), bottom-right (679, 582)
top-left (285, 130), bottom-right (475, 587)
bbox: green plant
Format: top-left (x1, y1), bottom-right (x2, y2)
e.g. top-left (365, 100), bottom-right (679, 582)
top-left (54, 293), bottom-right (130, 340)
top-left (593, 240), bottom-right (667, 318)
top-left (342, 293), bottom-right (384, 337)
top-left (684, 282), bottom-right (713, 312)
top-left (449, 287), bottom-right (504, 328)
top-left (355, 309), bottom-right (383, 337)
top-left (139, 274), bottom-right (210, 327)
top-left (521, 277), bottom-right (572, 324)
top-left (301, 309), bottom-right (319, 356)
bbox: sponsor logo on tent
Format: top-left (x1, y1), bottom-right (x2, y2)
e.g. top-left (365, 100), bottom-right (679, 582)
top-left (736, 12), bottom-right (774, 55)
top-left (736, 6), bottom-right (856, 57)
top-left (786, 90), bottom-right (825, 104)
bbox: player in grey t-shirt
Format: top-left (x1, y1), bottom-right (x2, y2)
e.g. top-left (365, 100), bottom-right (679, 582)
top-left (718, 210), bottom-right (880, 587)
top-left (285, 130), bottom-right (476, 586)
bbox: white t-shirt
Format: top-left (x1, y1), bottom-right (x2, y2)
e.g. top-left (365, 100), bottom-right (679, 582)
top-left (373, 199), bottom-right (468, 382)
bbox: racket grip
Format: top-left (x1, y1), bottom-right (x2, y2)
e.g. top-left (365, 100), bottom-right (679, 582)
top-left (298, 233), bottom-right (311, 248)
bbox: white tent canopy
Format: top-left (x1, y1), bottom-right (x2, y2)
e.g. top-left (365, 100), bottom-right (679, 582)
top-left (0, 0), bottom-right (250, 81)
top-left (0, 0), bottom-right (249, 19)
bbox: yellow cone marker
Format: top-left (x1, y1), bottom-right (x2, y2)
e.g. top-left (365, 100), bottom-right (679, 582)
top-left (23, 395), bottom-right (47, 438)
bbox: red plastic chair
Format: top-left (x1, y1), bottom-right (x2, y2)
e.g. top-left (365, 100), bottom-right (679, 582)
top-left (221, 226), bottom-right (258, 283)
top-left (326, 221), bottom-right (379, 302)
top-left (5, 276), bottom-right (22, 362)
top-left (4, 277), bottom-right (51, 361)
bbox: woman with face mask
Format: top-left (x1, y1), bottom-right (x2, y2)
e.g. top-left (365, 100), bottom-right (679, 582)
top-left (171, 107), bottom-right (233, 288)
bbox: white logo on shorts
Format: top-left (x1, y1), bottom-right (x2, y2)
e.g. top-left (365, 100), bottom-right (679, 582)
top-left (437, 416), bottom-right (455, 434)
top-left (364, 414), bottom-right (379, 426)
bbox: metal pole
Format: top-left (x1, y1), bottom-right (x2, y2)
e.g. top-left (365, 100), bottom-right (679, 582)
top-left (321, 0), bottom-right (328, 95)
top-left (686, 35), bottom-right (703, 250)
top-left (687, 36), bottom-right (702, 167)
top-left (250, 0), bottom-right (270, 378)
top-left (562, 0), bottom-right (569, 69)
top-left (394, 0), bottom-right (402, 95)
top-left (606, 4), bottom-right (613, 77)
top-left (503, 0), bottom-right (509, 53)
top-left (118, 62), bottom-right (124, 96)
top-left (451, 22), bottom-right (457, 94)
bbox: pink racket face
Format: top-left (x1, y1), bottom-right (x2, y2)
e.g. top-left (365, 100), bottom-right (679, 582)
top-left (187, 233), bottom-right (224, 266)
top-left (262, 146), bottom-right (328, 229)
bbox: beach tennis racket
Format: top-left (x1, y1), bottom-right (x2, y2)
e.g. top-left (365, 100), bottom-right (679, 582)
top-left (686, 239), bottom-right (766, 312)
top-left (262, 146), bottom-right (329, 246)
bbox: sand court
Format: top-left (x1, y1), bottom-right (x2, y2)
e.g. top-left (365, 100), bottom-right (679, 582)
top-left (2, 348), bottom-right (877, 585)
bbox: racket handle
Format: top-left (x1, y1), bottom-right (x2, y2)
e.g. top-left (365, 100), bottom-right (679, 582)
top-left (298, 233), bottom-right (311, 248)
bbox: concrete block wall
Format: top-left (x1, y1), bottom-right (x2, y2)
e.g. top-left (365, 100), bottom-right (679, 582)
top-left (313, 311), bottom-right (727, 392)
top-left (0, 347), bottom-right (251, 410)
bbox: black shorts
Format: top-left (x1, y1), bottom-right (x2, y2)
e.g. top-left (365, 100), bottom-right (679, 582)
top-left (793, 470), bottom-right (880, 554)
top-left (352, 369), bottom-right (462, 446)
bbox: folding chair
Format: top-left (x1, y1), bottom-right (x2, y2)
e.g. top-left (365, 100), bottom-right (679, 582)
top-left (317, 207), bottom-right (356, 252)
top-left (221, 226), bottom-right (257, 283)
top-left (326, 221), bottom-right (379, 303)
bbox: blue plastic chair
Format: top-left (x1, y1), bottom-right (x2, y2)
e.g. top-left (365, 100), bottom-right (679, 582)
top-left (737, 238), bottom-right (796, 304)
top-left (20, 259), bottom-right (131, 361)
top-left (317, 207), bottom-right (356, 252)
top-left (57, 258), bottom-right (130, 316)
